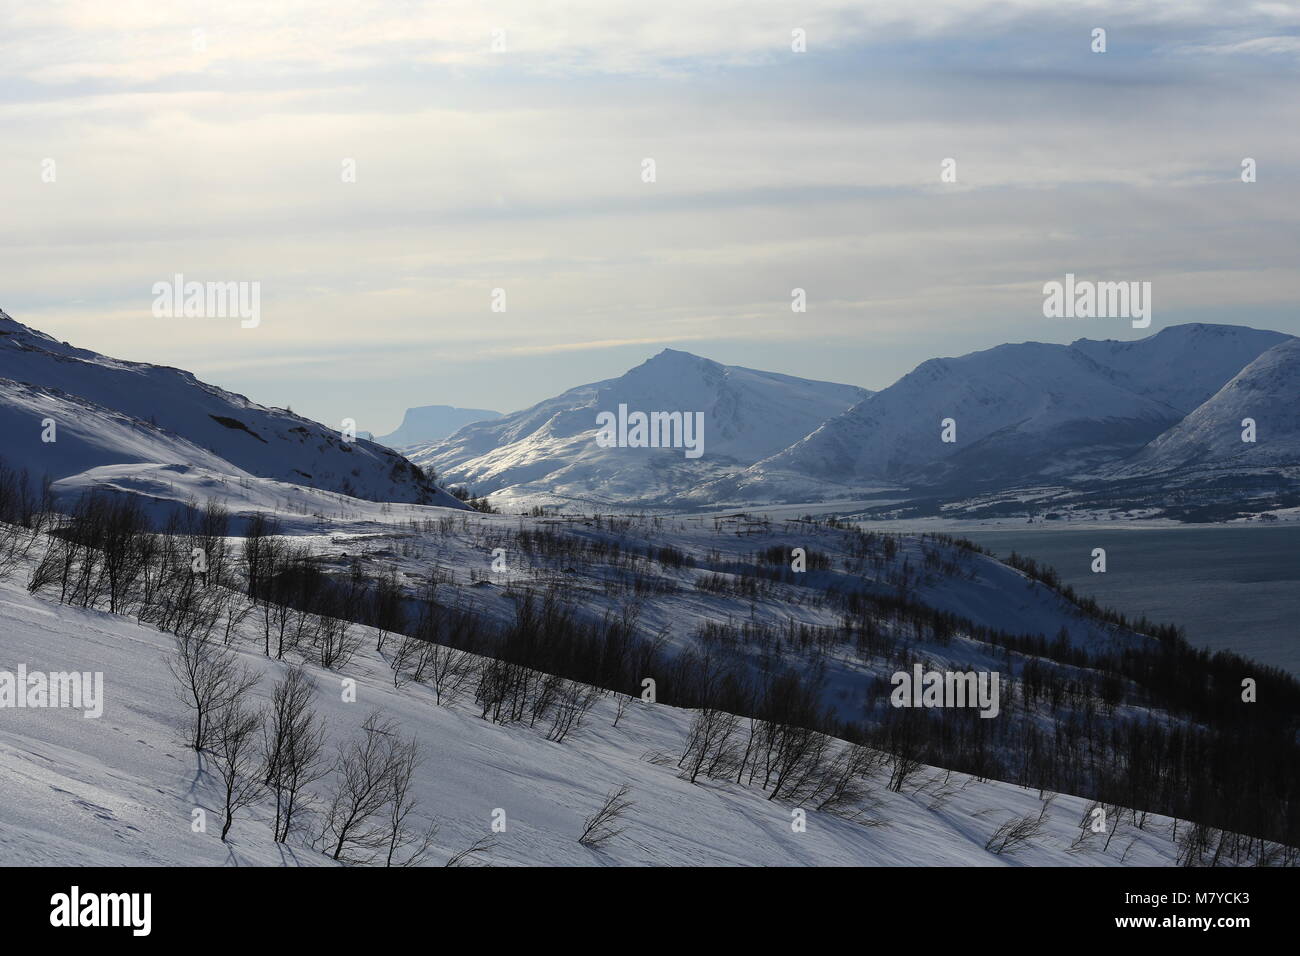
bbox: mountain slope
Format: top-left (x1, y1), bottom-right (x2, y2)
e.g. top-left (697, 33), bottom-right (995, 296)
top-left (0, 378), bottom-right (240, 480)
top-left (377, 405), bottom-right (502, 450)
top-left (1114, 336), bottom-right (1300, 476)
top-left (409, 349), bottom-right (869, 507)
top-left (715, 343), bottom-right (1179, 493)
top-left (0, 309), bottom-right (447, 505)
top-left (1069, 323), bottom-right (1292, 414)
top-left (701, 324), bottom-right (1292, 502)
top-left (0, 525), bottom-right (1197, 867)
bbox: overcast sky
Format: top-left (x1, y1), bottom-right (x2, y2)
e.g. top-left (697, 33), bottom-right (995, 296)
top-left (3, 1), bottom-right (1298, 434)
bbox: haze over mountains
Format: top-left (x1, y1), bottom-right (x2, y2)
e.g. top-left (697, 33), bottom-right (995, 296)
top-left (377, 404), bottom-right (502, 450)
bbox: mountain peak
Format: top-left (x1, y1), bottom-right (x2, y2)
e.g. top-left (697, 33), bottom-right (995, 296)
top-left (641, 347), bottom-right (712, 368)
top-left (409, 350), bottom-right (867, 506)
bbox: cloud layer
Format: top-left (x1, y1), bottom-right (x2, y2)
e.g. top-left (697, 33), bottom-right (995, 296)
top-left (2, 1), bottom-right (1298, 432)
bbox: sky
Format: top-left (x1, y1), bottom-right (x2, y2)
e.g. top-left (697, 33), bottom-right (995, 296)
top-left (2, 1), bottom-right (1299, 436)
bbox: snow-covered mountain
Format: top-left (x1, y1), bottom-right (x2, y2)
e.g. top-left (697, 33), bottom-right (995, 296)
top-left (1114, 336), bottom-right (1300, 476)
top-left (1070, 323), bottom-right (1292, 414)
top-left (376, 404), bottom-right (502, 450)
top-left (699, 324), bottom-right (1292, 502)
top-left (0, 309), bottom-right (458, 507)
top-left (408, 349), bottom-right (869, 507)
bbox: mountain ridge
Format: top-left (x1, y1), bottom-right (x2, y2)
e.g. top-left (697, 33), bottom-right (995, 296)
top-left (698, 323), bottom-right (1294, 504)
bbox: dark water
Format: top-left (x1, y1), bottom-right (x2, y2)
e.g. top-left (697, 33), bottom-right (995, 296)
top-left (959, 526), bottom-right (1300, 676)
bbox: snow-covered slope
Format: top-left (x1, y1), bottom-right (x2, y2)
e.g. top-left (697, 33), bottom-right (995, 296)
top-left (376, 405), bottom-right (502, 451)
top-left (1114, 337), bottom-right (1300, 476)
top-left (303, 511), bottom-right (1156, 689)
top-left (0, 560), bottom-right (1189, 867)
top-left (0, 309), bottom-right (444, 505)
top-left (48, 463), bottom-right (472, 532)
top-left (1070, 323), bottom-right (1292, 415)
top-left (409, 349), bottom-right (869, 508)
top-left (702, 324), bottom-right (1292, 501)
top-left (713, 344), bottom-right (1179, 494)
top-left (0, 379), bottom-right (240, 480)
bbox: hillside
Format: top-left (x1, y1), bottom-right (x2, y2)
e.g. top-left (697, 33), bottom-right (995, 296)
top-left (0, 546), bottom-right (1205, 867)
top-left (0, 309), bottom-right (445, 505)
top-left (1114, 337), bottom-right (1300, 477)
top-left (1, 486), bottom-right (1294, 866)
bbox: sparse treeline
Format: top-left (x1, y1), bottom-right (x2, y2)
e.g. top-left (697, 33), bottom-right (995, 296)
top-left (7, 488), bottom-right (897, 851)
top-left (926, 532), bottom-right (1188, 639)
top-left (405, 515), bottom-right (1300, 856)
top-left (11, 488), bottom-right (446, 863)
top-left (445, 485), bottom-right (497, 513)
top-left (8, 483), bottom-right (1299, 859)
top-left (0, 461), bottom-right (53, 582)
top-left (353, 533), bottom-right (1299, 857)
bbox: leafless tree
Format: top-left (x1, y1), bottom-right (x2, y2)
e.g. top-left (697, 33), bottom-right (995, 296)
top-left (678, 706), bottom-right (739, 784)
top-left (530, 672), bottom-right (563, 727)
top-left (250, 535), bottom-right (289, 657)
top-left (445, 836), bottom-right (497, 867)
top-left (167, 631), bottom-right (260, 751)
top-left (0, 515), bottom-right (41, 583)
top-left (211, 696), bottom-right (264, 841)
top-left (765, 725), bottom-right (831, 801)
top-left (808, 744), bottom-right (881, 814)
top-left (985, 811), bottom-right (1047, 855)
top-left (220, 589), bottom-right (255, 646)
top-left (319, 710), bottom-right (401, 863)
top-left (382, 736), bottom-right (437, 867)
top-left (887, 751), bottom-right (924, 794)
top-left (369, 567), bottom-right (405, 653)
top-left (547, 680), bottom-right (601, 743)
top-left (425, 643), bottom-right (476, 706)
top-left (579, 784), bottom-right (634, 848)
top-left (0, 463), bottom-right (45, 572)
top-left (239, 512), bottom-right (279, 600)
top-left (262, 666), bottom-right (328, 843)
top-left (316, 611), bottom-right (362, 670)
top-left (390, 635), bottom-right (423, 688)
top-left (612, 694), bottom-right (631, 728)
